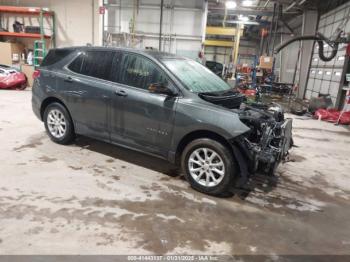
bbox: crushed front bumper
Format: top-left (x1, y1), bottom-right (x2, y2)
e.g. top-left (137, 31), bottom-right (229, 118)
top-left (232, 118), bottom-right (293, 183)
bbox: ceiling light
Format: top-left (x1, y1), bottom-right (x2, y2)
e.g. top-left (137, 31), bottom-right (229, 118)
top-left (225, 1), bottom-right (237, 9)
top-left (242, 0), bottom-right (253, 6)
top-left (238, 15), bottom-right (249, 21)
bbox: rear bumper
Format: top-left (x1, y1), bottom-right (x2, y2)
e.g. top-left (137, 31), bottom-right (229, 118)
top-left (32, 89), bottom-right (42, 121)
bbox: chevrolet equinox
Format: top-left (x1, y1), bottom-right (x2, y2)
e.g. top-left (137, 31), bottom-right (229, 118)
top-left (32, 47), bottom-right (292, 196)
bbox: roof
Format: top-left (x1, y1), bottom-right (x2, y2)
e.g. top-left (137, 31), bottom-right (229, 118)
top-left (52, 46), bottom-right (182, 61)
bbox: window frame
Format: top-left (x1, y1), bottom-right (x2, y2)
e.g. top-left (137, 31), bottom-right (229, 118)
top-left (67, 50), bottom-right (120, 82)
top-left (63, 49), bottom-right (122, 84)
top-left (113, 51), bottom-right (180, 96)
top-left (65, 49), bottom-right (182, 97)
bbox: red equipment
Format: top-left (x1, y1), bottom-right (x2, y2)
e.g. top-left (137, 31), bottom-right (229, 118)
top-left (0, 65), bottom-right (27, 90)
top-left (314, 108), bottom-right (350, 125)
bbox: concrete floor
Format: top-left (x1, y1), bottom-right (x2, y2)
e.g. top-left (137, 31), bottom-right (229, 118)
top-left (1, 90), bottom-right (350, 255)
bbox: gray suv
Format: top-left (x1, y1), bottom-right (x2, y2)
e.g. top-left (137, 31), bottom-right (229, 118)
top-left (32, 47), bottom-right (292, 196)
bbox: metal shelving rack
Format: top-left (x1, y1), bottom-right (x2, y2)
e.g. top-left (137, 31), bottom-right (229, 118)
top-left (0, 6), bottom-right (56, 66)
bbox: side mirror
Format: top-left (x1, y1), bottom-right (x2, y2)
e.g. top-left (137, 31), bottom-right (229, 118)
top-left (148, 83), bottom-right (176, 96)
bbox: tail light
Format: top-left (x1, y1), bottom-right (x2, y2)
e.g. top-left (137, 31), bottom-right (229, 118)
top-left (33, 69), bottom-right (41, 79)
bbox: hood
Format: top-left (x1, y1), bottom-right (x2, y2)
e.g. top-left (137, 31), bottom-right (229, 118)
top-left (198, 89), bottom-right (246, 109)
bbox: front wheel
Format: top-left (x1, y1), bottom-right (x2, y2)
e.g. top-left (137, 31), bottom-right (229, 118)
top-left (181, 138), bottom-right (237, 196)
top-left (43, 102), bottom-right (75, 145)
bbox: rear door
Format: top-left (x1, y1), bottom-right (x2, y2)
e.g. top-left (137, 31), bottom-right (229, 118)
top-left (61, 50), bottom-right (119, 140)
top-left (110, 53), bottom-right (178, 158)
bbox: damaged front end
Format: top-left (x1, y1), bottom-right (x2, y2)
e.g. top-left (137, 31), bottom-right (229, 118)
top-left (198, 90), bottom-right (293, 178)
top-left (233, 103), bottom-right (293, 177)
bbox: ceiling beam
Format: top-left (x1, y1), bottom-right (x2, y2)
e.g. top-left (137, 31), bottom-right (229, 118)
top-left (208, 8), bottom-right (300, 16)
top-left (206, 26), bottom-right (244, 36)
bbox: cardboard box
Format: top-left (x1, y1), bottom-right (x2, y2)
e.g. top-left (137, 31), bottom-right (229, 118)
top-left (259, 56), bottom-right (274, 69)
top-left (0, 42), bottom-right (25, 66)
top-left (21, 64), bottom-right (35, 87)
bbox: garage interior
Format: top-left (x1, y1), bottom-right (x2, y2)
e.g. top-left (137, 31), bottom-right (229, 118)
top-left (1, 0), bottom-right (350, 259)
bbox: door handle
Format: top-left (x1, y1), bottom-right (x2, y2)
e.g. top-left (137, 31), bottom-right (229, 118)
top-left (64, 76), bottom-right (74, 83)
top-left (115, 90), bottom-right (128, 97)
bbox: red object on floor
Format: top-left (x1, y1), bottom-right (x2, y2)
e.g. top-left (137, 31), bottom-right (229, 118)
top-left (0, 70), bottom-right (27, 90)
top-left (339, 112), bottom-right (350, 125)
top-left (326, 109), bottom-right (340, 123)
top-left (314, 109), bottom-right (329, 120)
top-left (314, 108), bottom-right (350, 125)
top-left (238, 88), bottom-right (257, 96)
top-left (243, 89), bottom-right (256, 96)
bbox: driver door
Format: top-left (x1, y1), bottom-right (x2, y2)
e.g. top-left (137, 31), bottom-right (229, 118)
top-left (111, 53), bottom-right (178, 158)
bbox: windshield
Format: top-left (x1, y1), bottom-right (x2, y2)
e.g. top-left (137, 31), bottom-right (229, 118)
top-left (162, 59), bottom-right (231, 93)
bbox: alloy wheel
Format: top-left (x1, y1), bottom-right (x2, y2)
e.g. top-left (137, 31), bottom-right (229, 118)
top-left (47, 109), bottom-right (67, 139)
top-left (188, 147), bottom-right (225, 187)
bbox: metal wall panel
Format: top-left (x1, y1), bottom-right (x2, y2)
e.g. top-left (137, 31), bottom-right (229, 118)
top-left (305, 1), bottom-right (350, 108)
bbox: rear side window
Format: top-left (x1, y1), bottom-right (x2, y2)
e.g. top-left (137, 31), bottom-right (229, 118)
top-left (68, 50), bottom-right (118, 81)
top-left (41, 49), bottom-right (74, 66)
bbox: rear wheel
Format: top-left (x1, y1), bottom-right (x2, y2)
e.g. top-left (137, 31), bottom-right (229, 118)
top-left (43, 102), bottom-right (75, 145)
top-left (181, 138), bottom-right (237, 196)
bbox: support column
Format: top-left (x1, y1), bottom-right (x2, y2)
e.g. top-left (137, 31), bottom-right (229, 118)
top-left (201, 0), bottom-right (208, 44)
top-left (233, 23), bottom-right (243, 69)
top-left (298, 10), bottom-right (318, 99)
top-left (93, 0), bottom-right (103, 46)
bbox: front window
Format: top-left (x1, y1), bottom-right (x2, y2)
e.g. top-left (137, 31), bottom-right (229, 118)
top-left (119, 54), bottom-right (168, 90)
top-left (162, 59), bottom-right (230, 93)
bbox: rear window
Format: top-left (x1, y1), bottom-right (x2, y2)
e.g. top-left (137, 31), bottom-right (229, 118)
top-left (41, 49), bottom-right (74, 66)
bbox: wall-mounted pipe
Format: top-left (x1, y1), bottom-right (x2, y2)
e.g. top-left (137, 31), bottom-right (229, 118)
top-left (106, 3), bottom-right (202, 12)
top-left (92, 0), bottom-right (94, 44)
top-left (201, 0), bottom-right (208, 44)
top-left (263, 0), bottom-right (270, 9)
top-left (159, 0), bottom-right (164, 51)
top-left (283, 1), bottom-right (297, 13)
top-left (266, 2), bottom-right (276, 55)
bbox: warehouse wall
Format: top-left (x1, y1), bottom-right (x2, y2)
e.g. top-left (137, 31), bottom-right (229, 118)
top-left (104, 0), bottom-right (204, 60)
top-left (0, 0), bottom-right (102, 48)
top-left (306, 1), bottom-right (350, 107)
top-left (204, 41), bottom-right (258, 67)
top-left (277, 17), bottom-right (303, 84)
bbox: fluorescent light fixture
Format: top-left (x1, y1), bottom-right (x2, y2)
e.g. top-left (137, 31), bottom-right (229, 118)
top-left (225, 1), bottom-right (237, 9)
top-left (238, 15), bottom-right (249, 21)
top-left (242, 0), bottom-right (253, 6)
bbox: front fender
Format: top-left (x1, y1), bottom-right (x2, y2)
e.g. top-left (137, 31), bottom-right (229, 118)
top-left (171, 99), bottom-right (250, 151)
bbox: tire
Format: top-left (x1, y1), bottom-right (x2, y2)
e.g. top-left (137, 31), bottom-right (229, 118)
top-left (43, 102), bottom-right (75, 145)
top-left (181, 138), bottom-right (237, 196)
